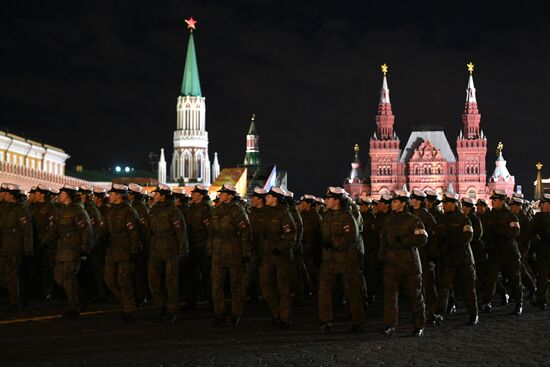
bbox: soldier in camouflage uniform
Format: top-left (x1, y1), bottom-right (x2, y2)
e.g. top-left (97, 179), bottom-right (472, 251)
top-left (104, 184), bottom-right (142, 321)
top-left (531, 194), bottom-right (550, 310)
top-left (209, 183), bottom-right (251, 326)
top-left (379, 190), bottom-right (428, 337)
top-left (29, 185), bottom-right (57, 301)
top-left (0, 184), bottom-right (33, 311)
top-left (148, 184), bottom-right (188, 322)
top-left (433, 193), bottom-right (479, 326)
top-left (510, 197), bottom-right (536, 299)
top-left (258, 187), bottom-right (296, 328)
top-left (46, 185), bottom-right (94, 318)
top-left (359, 197), bottom-right (380, 304)
top-left (183, 184), bottom-right (212, 309)
top-left (409, 190), bottom-right (438, 322)
top-left (482, 190), bottom-right (523, 316)
top-left (128, 184), bottom-right (150, 307)
top-left (462, 198), bottom-right (488, 293)
top-left (319, 187), bottom-right (364, 333)
top-left (298, 194), bottom-right (322, 297)
top-left (243, 187), bottom-right (268, 302)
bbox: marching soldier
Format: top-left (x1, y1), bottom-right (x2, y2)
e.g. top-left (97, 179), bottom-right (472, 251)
top-left (259, 187), bottom-right (296, 328)
top-left (128, 184), bottom-right (150, 306)
top-left (531, 193), bottom-right (550, 310)
top-left (103, 184), bottom-right (141, 321)
top-left (0, 183), bottom-right (33, 312)
top-left (285, 190), bottom-right (307, 305)
top-left (298, 194), bottom-right (322, 297)
top-left (183, 184), bottom-right (212, 309)
top-left (509, 196), bottom-right (536, 299)
top-left (359, 197), bottom-right (380, 304)
top-left (78, 185), bottom-right (105, 303)
top-left (148, 184), bottom-right (189, 322)
top-left (315, 197), bottom-right (326, 217)
top-left (46, 185), bottom-right (93, 318)
top-left (433, 193), bottom-right (479, 326)
top-left (319, 187), bottom-right (364, 333)
top-left (209, 184), bottom-right (251, 326)
top-left (410, 190), bottom-right (438, 321)
top-left (243, 187), bottom-right (268, 302)
top-left (425, 189), bottom-right (443, 221)
top-left (29, 185), bottom-right (57, 301)
top-left (482, 190), bottom-right (523, 316)
top-left (379, 190), bottom-right (427, 337)
top-left (462, 197), bottom-right (488, 292)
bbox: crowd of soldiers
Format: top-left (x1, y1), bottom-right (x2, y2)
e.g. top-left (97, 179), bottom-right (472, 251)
top-left (1, 180), bottom-right (550, 337)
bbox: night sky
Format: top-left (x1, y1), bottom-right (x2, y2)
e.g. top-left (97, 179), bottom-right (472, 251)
top-left (2, 1), bottom-right (549, 197)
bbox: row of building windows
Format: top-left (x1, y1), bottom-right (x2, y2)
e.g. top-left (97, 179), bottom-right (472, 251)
top-left (0, 151), bottom-right (63, 175)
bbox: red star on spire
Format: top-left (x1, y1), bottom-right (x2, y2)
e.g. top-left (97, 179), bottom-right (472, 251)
top-left (185, 17), bottom-right (197, 31)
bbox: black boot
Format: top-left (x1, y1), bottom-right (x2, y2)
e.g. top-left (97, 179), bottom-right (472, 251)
top-left (383, 325), bottom-right (396, 336)
top-left (349, 323), bottom-right (365, 333)
top-left (482, 303), bottom-right (492, 313)
top-left (513, 303), bottom-right (523, 317)
top-left (229, 316), bottom-right (240, 326)
top-left (320, 322), bottom-right (333, 333)
top-left (467, 314), bottom-right (479, 325)
top-left (433, 314), bottom-right (444, 327)
top-left (411, 327), bottom-right (424, 337)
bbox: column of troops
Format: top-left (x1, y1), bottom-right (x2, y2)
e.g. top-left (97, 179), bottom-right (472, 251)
top-left (1, 180), bottom-right (550, 336)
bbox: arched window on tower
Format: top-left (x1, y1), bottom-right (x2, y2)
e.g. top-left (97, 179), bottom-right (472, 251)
top-left (183, 151), bottom-right (191, 178)
top-left (468, 188), bottom-right (477, 199)
top-left (414, 166), bottom-right (419, 175)
top-left (196, 152), bottom-right (203, 180)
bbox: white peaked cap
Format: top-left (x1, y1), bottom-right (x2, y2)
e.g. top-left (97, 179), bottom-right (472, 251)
top-left (411, 189), bottom-right (427, 198)
top-left (461, 197), bottom-right (475, 205)
top-left (128, 183), bottom-right (144, 194)
top-left (253, 187), bottom-right (267, 195)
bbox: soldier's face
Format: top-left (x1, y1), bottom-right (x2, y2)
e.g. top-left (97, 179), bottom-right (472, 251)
top-left (326, 197), bottom-right (339, 210)
top-left (59, 191), bottom-right (72, 205)
top-left (219, 192), bottom-right (232, 203)
top-left (491, 198), bottom-right (504, 209)
top-left (265, 194), bottom-right (278, 207)
top-left (510, 204), bottom-right (521, 214)
top-left (461, 205), bottom-right (472, 215)
top-left (109, 192), bottom-right (123, 204)
top-left (476, 205), bottom-right (486, 214)
top-left (191, 192), bottom-right (203, 203)
top-left (391, 199), bottom-right (406, 212)
top-left (154, 192), bottom-right (164, 203)
top-left (410, 198), bottom-right (422, 209)
top-left (442, 201), bottom-right (455, 213)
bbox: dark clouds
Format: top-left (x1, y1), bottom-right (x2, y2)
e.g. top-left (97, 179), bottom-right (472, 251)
top-left (1, 0), bottom-right (549, 196)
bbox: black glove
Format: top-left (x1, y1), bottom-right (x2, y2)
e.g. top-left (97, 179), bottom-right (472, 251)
top-left (242, 256), bottom-right (250, 264)
top-left (272, 248), bottom-right (283, 256)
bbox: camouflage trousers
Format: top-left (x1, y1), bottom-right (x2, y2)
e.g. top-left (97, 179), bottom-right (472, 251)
top-left (54, 260), bottom-right (81, 310)
top-left (104, 261), bottom-right (136, 314)
top-left (383, 267), bottom-right (425, 328)
top-left (260, 255), bottom-right (292, 321)
top-left (318, 251), bottom-right (365, 324)
top-left (436, 264), bottom-right (478, 316)
top-left (242, 254), bottom-right (261, 298)
top-left (182, 247), bottom-right (211, 307)
top-left (148, 258), bottom-right (179, 314)
top-left (0, 255), bottom-right (21, 305)
top-left (211, 261), bottom-right (244, 317)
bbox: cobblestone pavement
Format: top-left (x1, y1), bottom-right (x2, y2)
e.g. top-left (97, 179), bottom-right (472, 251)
top-left (1, 298), bottom-right (549, 366)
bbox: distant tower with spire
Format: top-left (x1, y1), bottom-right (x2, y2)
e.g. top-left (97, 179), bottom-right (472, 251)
top-left (487, 142), bottom-right (515, 195)
top-left (169, 17), bottom-right (212, 185)
top-left (369, 63), bottom-right (402, 196)
top-left (158, 148), bottom-right (167, 184)
top-left (243, 113), bottom-right (261, 165)
top-left (344, 144), bottom-right (370, 199)
top-left (456, 62), bottom-right (488, 198)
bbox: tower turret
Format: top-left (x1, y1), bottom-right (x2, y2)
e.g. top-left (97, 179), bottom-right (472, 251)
top-left (243, 113), bottom-right (261, 165)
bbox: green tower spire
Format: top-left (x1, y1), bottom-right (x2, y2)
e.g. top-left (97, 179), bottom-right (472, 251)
top-left (180, 21), bottom-right (202, 97)
top-left (244, 113), bottom-right (261, 165)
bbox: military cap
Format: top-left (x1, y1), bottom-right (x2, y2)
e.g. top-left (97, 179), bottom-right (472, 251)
top-left (252, 187), bottom-right (267, 198)
top-left (79, 184), bottom-right (93, 194)
top-left (35, 184), bottom-right (52, 194)
top-left (60, 184), bottom-right (79, 195)
top-left (541, 193), bottom-right (550, 203)
top-left (510, 196), bottom-right (524, 206)
top-left (93, 187), bottom-right (107, 196)
top-left (108, 183), bottom-right (128, 194)
top-left (393, 190), bottom-right (410, 201)
top-left (475, 198), bottom-right (489, 206)
top-left (512, 192), bottom-right (524, 199)
top-left (379, 194), bottom-right (394, 204)
top-left (490, 189), bottom-right (507, 200)
top-left (461, 197), bottom-right (475, 207)
top-left (442, 192), bottom-right (459, 203)
top-left (128, 183), bottom-right (144, 195)
top-left (50, 187), bottom-right (60, 195)
top-left (324, 186), bottom-right (347, 198)
top-left (3, 183), bottom-right (21, 194)
top-left (424, 189), bottom-right (440, 200)
top-left (173, 188), bottom-right (190, 199)
top-left (315, 197), bottom-right (325, 205)
top-left (267, 186), bottom-right (286, 199)
top-left (411, 189), bottom-right (427, 200)
top-left (191, 184), bottom-right (209, 194)
top-left (360, 196), bottom-right (373, 205)
top-left (218, 183), bottom-right (237, 195)
top-left (152, 183), bottom-right (172, 196)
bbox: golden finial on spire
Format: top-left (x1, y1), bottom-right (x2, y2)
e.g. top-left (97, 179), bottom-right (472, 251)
top-left (381, 63), bottom-right (388, 76)
top-left (354, 144), bottom-right (360, 158)
top-left (496, 142), bottom-right (504, 156)
top-left (536, 162), bottom-right (543, 171)
top-left (467, 62), bottom-right (475, 75)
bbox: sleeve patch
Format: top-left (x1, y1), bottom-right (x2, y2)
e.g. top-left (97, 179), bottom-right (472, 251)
top-left (343, 224), bottom-right (352, 233)
top-left (463, 225), bottom-right (474, 233)
top-left (77, 219), bottom-right (86, 228)
top-left (126, 222), bottom-right (135, 230)
top-left (19, 216), bottom-right (28, 225)
top-left (510, 221), bottom-right (520, 228)
top-left (238, 220), bottom-right (247, 230)
top-left (414, 228), bottom-right (428, 236)
top-left (202, 218), bottom-right (210, 226)
top-left (173, 220), bottom-right (182, 229)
